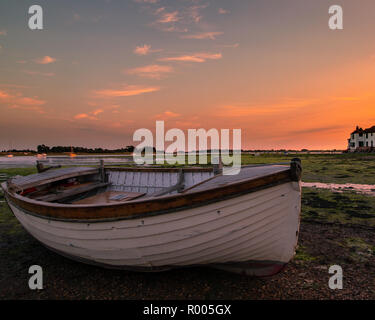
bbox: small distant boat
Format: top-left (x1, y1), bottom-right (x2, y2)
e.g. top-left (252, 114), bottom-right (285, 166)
top-left (1, 159), bottom-right (302, 276)
top-left (6, 154), bottom-right (14, 158)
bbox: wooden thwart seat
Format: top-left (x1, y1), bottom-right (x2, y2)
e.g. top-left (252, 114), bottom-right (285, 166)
top-left (9, 167), bottom-right (99, 192)
top-left (35, 182), bottom-right (109, 202)
top-left (74, 191), bottom-right (145, 205)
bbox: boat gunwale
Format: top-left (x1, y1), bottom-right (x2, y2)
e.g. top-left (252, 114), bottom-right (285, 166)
top-left (1, 166), bottom-right (297, 222)
top-left (105, 166), bottom-right (214, 172)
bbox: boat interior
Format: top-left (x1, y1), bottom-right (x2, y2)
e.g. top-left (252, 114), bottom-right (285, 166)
top-left (7, 166), bottom-right (214, 205)
top-left (6, 164), bottom-right (290, 205)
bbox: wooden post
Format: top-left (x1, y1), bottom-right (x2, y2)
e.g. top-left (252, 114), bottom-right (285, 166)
top-left (99, 160), bottom-right (106, 182)
top-left (213, 153), bottom-right (223, 175)
top-left (290, 158), bottom-right (302, 181)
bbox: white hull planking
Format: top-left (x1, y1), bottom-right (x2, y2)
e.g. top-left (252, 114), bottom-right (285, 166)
top-left (8, 181), bottom-right (301, 270)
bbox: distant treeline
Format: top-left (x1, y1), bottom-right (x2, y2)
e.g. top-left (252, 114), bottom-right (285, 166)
top-left (0, 145), bottom-right (342, 154)
top-left (35, 145), bottom-right (136, 154)
top-left (1, 149), bottom-right (37, 153)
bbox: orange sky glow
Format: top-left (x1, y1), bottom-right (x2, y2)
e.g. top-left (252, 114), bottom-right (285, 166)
top-left (0, 0), bottom-right (375, 151)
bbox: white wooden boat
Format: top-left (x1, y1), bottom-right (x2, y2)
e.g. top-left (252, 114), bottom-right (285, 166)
top-left (1, 160), bottom-right (302, 276)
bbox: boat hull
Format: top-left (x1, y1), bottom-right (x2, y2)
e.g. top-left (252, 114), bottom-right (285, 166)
top-left (6, 181), bottom-right (301, 276)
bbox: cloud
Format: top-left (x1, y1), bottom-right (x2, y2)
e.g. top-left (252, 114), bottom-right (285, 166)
top-left (289, 125), bottom-right (345, 135)
top-left (94, 85), bottom-right (160, 97)
top-left (147, 5), bottom-right (201, 33)
top-left (216, 99), bottom-right (318, 117)
top-left (73, 106), bottom-right (111, 121)
top-left (74, 113), bottom-right (92, 120)
top-left (0, 89), bottom-right (46, 113)
top-left (136, 2), bottom-right (209, 33)
top-left (218, 8), bottom-right (230, 15)
top-left (0, 90), bottom-right (10, 99)
top-left (174, 119), bottom-right (202, 129)
top-left (74, 109), bottom-right (103, 121)
top-left (92, 109), bottom-right (104, 116)
top-left (159, 52), bottom-right (222, 63)
top-left (188, 4), bottom-right (209, 23)
top-left (16, 97), bottom-right (45, 106)
top-left (181, 32), bottom-right (223, 40)
top-left (134, 44), bottom-right (152, 56)
top-left (9, 105), bottom-right (45, 114)
top-left (34, 56), bottom-right (57, 64)
top-left (155, 110), bottom-right (181, 119)
top-left (126, 64), bottom-right (173, 79)
top-left (157, 10), bottom-right (180, 23)
top-left (0, 90), bottom-right (45, 106)
top-left (0, 30), bottom-right (6, 36)
top-left (133, 44), bottom-right (161, 56)
top-left (151, 7), bottom-right (188, 32)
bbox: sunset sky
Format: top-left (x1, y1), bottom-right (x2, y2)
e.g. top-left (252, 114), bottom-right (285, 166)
top-left (1, 0), bottom-right (375, 150)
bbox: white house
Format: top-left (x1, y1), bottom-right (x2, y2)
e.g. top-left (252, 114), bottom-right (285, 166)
top-left (348, 125), bottom-right (375, 151)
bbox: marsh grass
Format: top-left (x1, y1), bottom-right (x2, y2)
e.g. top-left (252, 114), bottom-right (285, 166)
top-left (0, 167), bottom-right (37, 177)
top-left (0, 199), bottom-right (23, 234)
top-left (302, 188), bottom-right (375, 226)
top-left (240, 153), bottom-right (375, 184)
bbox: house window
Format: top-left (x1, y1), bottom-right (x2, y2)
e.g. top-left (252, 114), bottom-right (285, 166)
top-left (372, 141), bottom-right (374, 147)
top-left (359, 141), bottom-right (364, 147)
